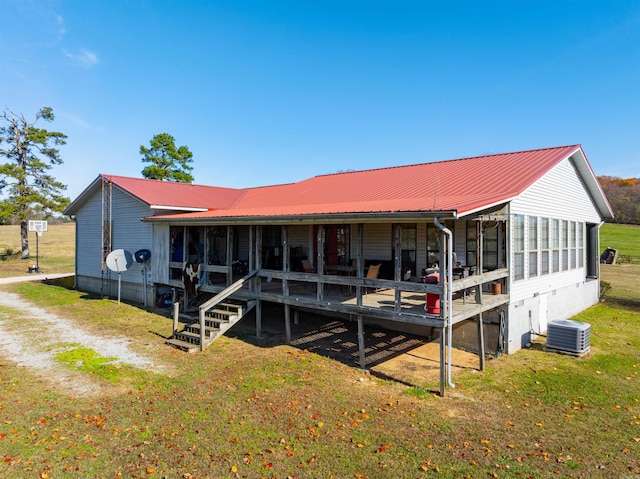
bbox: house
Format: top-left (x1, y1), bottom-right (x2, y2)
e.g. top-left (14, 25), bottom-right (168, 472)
top-left (64, 144), bottom-right (613, 395)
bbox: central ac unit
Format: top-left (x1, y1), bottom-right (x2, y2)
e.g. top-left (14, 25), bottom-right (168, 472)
top-left (546, 319), bottom-right (590, 355)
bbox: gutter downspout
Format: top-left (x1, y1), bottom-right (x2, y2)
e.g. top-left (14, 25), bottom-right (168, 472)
top-left (434, 217), bottom-right (455, 389)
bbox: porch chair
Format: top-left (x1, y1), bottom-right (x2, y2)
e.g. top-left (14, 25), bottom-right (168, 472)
top-left (301, 259), bottom-right (314, 289)
top-left (365, 263), bottom-right (381, 295)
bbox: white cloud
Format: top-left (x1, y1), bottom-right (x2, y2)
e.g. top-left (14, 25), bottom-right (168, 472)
top-left (58, 111), bottom-right (104, 131)
top-left (64, 49), bottom-right (98, 67)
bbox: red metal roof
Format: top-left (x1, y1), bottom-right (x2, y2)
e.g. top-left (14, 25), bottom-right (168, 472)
top-left (102, 175), bottom-right (246, 211)
top-left (148, 144), bottom-right (583, 220)
top-left (66, 145), bottom-right (598, 220)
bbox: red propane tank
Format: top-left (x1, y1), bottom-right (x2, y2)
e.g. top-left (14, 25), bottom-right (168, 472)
top-left (424, 273), bottom-right (440, 314)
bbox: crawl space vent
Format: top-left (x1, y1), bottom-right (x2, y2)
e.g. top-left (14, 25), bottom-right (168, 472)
top-left (546, 319), bottom-right (590, 355)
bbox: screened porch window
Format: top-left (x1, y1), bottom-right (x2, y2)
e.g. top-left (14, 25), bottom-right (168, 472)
top-left (513, 215), bottom-right (525, 281)
top-left (529, 216), bottom-right (538, 277)
top-left (562, 220), bottom-right (569, 271)
top-left (398, 224), bottom-right (417, 277)
top-left (541, 217), bottom-right (550, 275)
top-left (552, 219), bottom-right (560, 273)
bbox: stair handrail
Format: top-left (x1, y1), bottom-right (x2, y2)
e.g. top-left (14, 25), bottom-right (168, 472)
top-left (198, 269), bottom-right (258, 351)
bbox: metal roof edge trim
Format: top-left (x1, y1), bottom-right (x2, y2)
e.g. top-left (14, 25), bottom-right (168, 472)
top-left (143, 210), bottom-right (459, 225)
top-left (149, 205), bottom-right (209, 212)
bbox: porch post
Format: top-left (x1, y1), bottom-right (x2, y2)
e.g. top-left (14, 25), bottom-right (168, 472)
top-left (284, 304), bottom-right (291, 344)
top-left (226, 225), bottom-right (233, 286)
top-left (477, 312), bottom-right (486, 371)
top-left (316, 225), bottom-right (324, 301)
top-left (357, 315), bottom-right (366, 370)
top-left (255, 225), bottom-right (263, 339)
top-left (393, 223), bottom-right (402, 311)
top-left (282, 226), bottom-right (290, 297)
top-left (356, 223), bottom-right (363, 306)
top-left (439, 326), bottom-right (446, 397)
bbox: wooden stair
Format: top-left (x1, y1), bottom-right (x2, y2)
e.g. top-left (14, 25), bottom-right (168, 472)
top-left (166, 271), bottom-right (257, 352)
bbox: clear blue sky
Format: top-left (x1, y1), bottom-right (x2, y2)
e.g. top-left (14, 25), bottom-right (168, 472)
top-left (1, 0), bottom-right (639, 201)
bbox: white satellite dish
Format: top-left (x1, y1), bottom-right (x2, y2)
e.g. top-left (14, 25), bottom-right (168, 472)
top-left (106, 249), bottom-right (133, 273)
top-left (105, 249), bottom-right (133, 305)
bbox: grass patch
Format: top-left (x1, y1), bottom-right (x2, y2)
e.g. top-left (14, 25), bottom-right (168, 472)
top-left (601, 223), bottom-right (640, 261)
top-left (55, 347), bottom-right (123, 383)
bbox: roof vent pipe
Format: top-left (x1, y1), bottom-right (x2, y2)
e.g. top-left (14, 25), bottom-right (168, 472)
top-left (434, 217), bottom-right (455, 389)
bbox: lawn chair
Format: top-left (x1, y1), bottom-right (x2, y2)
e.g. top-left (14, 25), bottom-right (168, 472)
top-left (365, 263), bottom-right (381, 295)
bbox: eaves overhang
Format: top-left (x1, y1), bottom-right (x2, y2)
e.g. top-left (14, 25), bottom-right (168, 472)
top-left (143, 210), bottom-right (459, 226)
top-left (149, 205), bottom-right (209, 212)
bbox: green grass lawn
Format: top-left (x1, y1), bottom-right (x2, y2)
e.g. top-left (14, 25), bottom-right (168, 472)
top-left (0, 281), bottom-right (639, 478)
top-left (0, 222), bottom-right (638, 477)
top-left (601, 223), bottom-right (640, 261)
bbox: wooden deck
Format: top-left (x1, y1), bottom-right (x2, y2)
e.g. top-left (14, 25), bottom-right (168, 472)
top-left (199, 269), bottom-right (509, 327)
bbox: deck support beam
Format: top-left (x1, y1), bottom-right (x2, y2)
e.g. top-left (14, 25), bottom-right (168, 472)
top-left (439, 326), bottom-right (446, 397)
top-left (478, 312), bottom-right (485, 371)
top-left (284, 303), bottom-right (291, 344)
top-left (357, 315), bottom-right (366, 370)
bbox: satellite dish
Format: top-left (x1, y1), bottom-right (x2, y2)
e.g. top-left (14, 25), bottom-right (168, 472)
top-left (134, 249), bottom-right (151, 263)
top-left (106, 249), bottom-right (133, 273)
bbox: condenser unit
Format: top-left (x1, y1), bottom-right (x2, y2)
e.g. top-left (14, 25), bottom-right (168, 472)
top-left (546, 319), bottom-right (590, 355)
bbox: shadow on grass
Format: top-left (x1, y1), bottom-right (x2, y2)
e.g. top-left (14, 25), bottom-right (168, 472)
top-left (45, 280), bottom-right (467, 392)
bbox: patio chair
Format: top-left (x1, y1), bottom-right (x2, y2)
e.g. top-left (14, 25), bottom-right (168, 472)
top-left (365, 263), bottom-right (381, 295)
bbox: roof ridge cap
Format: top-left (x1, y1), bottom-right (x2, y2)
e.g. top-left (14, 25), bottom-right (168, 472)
top-left (312, 144), bottom-right (582, 179)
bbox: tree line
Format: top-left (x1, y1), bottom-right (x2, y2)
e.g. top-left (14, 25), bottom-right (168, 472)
top-left (1, 106), bottom-right (193, 258)
top-left (598, 176), bottom-right (640, 225)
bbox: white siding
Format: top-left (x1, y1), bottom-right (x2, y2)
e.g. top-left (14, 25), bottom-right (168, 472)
top-left (152, 224), bottom-right (169, 284)
top-left (109, 188), bottom-right (154, 284)
top-left (511, 158), bottom-right (601, 222)
top-left (75, 189), bottom-right (103, 279)
top-left (363, 224), bottom-right (392, 260)
top-left (75, 186), bottom-right (153, 286)
top-left (289, 225), bottom-right (312, 260)
top-left (506, 158), bottom-right (604, 351)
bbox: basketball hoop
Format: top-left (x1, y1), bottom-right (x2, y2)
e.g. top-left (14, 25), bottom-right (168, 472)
top-left (27, 220), bottom-right (47, 273)
top-left (28, 220), bottom-right (48, 235)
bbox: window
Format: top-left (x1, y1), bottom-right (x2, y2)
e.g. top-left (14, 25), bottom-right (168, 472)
top-left (483, 222), bottom-right (499, 270)
top-left (398, 224), bottom-right (417, 277)
top-left (170, 226), bottom-right (185, 279)
top-left (466, 221), bottom-right (477, 267)
top-left (426, 224), bottom-right (440, 268)
top-left (552, 219), bottom-right (560, 273)
top-left (529, 216), bottom-right (538, 277)
top-left (540, 218), bottom-right (549, 275)
top-left (513, 215), bottom-right (525, 281)
top-left (570, 221), bottom-right (577, 269)
top-left (578, 222), bottom-right (584, 268)
top-left (562, 220), bottom-right (569, 271)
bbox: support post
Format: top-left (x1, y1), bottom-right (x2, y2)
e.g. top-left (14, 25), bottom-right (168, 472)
top-left (284, 304), bottom-right (291, 344)
top-left (256, 300), bottom-right (262, 339)
top-left (477, 312), bottom-right (485, 371)
top-left (173, 301), bottom-right (180, 336)
top-left (440, 326), bottom-right (446, 397)
top-left (357, 315), bottom-right (366, 370)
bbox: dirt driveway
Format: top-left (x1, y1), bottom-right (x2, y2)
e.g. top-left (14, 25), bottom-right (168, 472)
top-left (0, 289), bottom-right (164, 397)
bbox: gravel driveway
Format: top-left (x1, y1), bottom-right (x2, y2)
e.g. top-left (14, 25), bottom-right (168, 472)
top-left (0, 281), bottom-right (163, 397)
